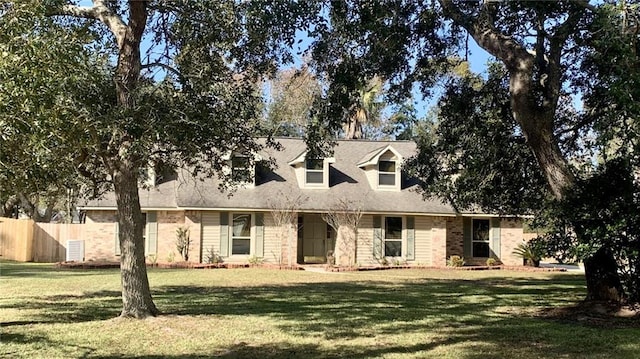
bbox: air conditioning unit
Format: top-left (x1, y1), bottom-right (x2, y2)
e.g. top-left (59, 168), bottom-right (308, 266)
top-left (66, 240), bottom-right (85, 262)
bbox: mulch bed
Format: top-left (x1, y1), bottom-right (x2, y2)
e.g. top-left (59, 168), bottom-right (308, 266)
top-left (55, 261), bottom-right (302, 270)
top-left (55, 261), bottom-right (564, 272)
top-left (535, 301), bottom-right (640, 328)
top-left (324, 265), bottom-right (567, 272)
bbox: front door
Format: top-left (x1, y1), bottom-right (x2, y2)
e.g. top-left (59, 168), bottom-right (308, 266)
top-left (302, 214), bottom-right (327, 263)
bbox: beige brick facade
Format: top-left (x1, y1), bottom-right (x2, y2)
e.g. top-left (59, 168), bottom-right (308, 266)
top-left (430, 217), bottom-right (448, 267)
top-left (500, 219), bottom-right (524, 266)
top-left (84, 211), bottom-right (119, 261)
top-left (84, 210), bottom-right (524, 267)
top-left (445, 217), bottom-right (464, 259)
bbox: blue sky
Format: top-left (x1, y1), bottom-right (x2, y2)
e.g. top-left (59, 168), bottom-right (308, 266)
top-left (74, 0), bottom-right (493, 120)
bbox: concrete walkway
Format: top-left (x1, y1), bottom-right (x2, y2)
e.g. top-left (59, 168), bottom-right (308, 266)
top-left (540, 262), bottom-right (584, 273)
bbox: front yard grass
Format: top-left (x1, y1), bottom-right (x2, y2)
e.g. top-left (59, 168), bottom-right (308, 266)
top-left (1, 260), bottom-right (638, 358)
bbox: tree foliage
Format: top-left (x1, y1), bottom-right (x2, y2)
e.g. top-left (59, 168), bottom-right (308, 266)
top-left (406, 65), bottom-right (548, 215)
top-left (264, 66), bottom-right (321, 137)
top-left (0, 0), bottom-right (314, 317)
top-left (303, 0), bottom-right (639, 304)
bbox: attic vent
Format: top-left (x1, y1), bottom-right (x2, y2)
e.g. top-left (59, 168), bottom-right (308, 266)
top-left (66, 240), bottom-right (85, 262)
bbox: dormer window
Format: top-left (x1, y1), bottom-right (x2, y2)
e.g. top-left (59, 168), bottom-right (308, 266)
top-left (378, 160), bottom-right (396, 186)
top-left (231, 155), bottom-right (251, 183)
top-left (288, 150), bottom-right (335, 189)
top-left (223, 151), bottom-right (261, 187)
top-left (305, 159), bottom-right (324, 185)
top-left (357, 145), bottom-right (403, 191)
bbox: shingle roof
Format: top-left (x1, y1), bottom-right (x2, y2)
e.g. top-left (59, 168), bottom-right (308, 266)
top-left (82, 138), bottom-right (458, 215)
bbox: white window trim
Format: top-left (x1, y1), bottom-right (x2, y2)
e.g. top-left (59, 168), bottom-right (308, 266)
top-left (377, 160), bottom-right (398, 189)
top-left (471, 218), bottom-right (491, 258)
top-left (304, 159), bottom-right (325, 187)
top-left (289, 151), bottom-right (335, 189)
top-left (229, 212), bottom-right (254, 257)
top-left (142, 212), bottom-right (148, 244)
top-left (382, 216), bottom-right (405, 258)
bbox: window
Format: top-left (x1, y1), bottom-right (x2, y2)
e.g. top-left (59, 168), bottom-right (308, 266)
top-left (142, 213), bottom-right (147, 244)
top-left (231, 213), bottom-right (252, 255)
top-left (384, 216), bottom-right (402, 257)
top-left (231, 155), bottom-right (251, 183)
top-left (378, 160), bottom-right (396, 186)
top-left (305, 159), bottom-right (324, 184)
top-left (472, 219), bottom-right (490, 257)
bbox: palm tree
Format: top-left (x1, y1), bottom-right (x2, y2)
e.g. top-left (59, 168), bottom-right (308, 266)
top-left (344, 76), bottom-right (384, 139)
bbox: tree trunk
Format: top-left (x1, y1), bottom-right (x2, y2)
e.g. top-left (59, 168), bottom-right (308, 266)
top-left (344, 118), bottom-right (362, 139)
top-left (1, 195), bottom-right (19, 218)
top-left (517, 113), bottom-right (575, 200)
top-left (446, 0), bottom-right (627, 304)
top-left (584, 247), bottom-right (625, 303)
top-left (513, 86), bottom-right (626, 304)
top-left (109, 1), bottom-right (157, 318)
top-left (113, 159), bottom-right (159, 318)
top-left (49, 0), bottom-right (157, 317)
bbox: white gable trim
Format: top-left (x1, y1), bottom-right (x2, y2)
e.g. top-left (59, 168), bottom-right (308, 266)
top-left (287, 150), bottom-right (335, 166)
top-left (357, 145), bottom-right (403, 168)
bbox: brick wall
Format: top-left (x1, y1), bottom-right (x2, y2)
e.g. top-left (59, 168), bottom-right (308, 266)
top-left (84, 210), bottom-right (118, 261)
top-left (445, 217), bottom-right (464, 259)
top-left (430, 217), bottom-right (448, 267)
top-left (279, 218), bottom-right (298, 266)
top-left (156, 211), bottom-right (187, 262)
top-left (334, 225), bottom-right (356, 266)
top-left (500, 219), bottom-right (524, 266)
top-left (84, 210), bottom-right (198, 263)
top-left (185, 211), bottom-right (202, 264)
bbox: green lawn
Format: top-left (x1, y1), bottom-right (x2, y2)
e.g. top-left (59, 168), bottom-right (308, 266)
top-left (1, 261), bottom-right (638, 358)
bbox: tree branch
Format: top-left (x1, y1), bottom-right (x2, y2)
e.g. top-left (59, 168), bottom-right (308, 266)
top-left (544, 6), bottom-right (589, 113)
top-left (48, 0), bottom-right (128, 48)
top-left (141, 62), bottom-right (182, 80)
top-left (438, 0), bottom-right (532, 69)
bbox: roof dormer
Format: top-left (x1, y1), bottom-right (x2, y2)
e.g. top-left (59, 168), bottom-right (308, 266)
top-left (288, 150), bottom-right (335, 189)
top-left (223, 151), bottom-right (262, 188)
top-left (357, 145), bottom-right (403, 191)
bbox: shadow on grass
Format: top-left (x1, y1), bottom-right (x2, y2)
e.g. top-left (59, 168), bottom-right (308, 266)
top-left (1, 329), bottom-right (97, 358)
top-left (6, 267), bottom-right (635, 358)
top-left (153, 275), bottom-right (586, 340)
top-left (1, 274), bottom-right (585, 329)
top-left (0, 290), bottom-right (122, 324)
top-left (0, 260), bottom-right (120, 278)
top-left (90, 340), bottom-right (454, 359)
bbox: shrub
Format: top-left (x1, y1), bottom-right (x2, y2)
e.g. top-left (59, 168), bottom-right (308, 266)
top-left (175, 226), bottom-right (191, 261)
top-left (326, 250), bottom-right (335, 267)
top-left (204, 246), bottom-right (222, 264)
top-left (147, 254), bottom-right (158, 266)
top-left (512, 241), bottom-right (544, 267)
top-left (248, 255), bottom-right (263, 266)
top-left (447, 255), bottom-right (465, 267)
top-left (486, 257), bottom-right (497, 267)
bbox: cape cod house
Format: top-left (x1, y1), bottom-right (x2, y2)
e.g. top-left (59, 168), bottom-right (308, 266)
top-left (79, 138), bottom-right (525, 267)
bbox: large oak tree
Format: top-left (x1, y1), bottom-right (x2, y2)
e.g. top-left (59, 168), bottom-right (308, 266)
top-left (305, 1), bottom-right (638, 304)
top-left (0, 0), bottom-right (314, 318)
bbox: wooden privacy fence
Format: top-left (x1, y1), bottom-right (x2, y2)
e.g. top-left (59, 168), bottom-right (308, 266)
top-left (0, 218), bottom-right (87, 262)
top-left (0, 218), bottom-right (34, 261)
